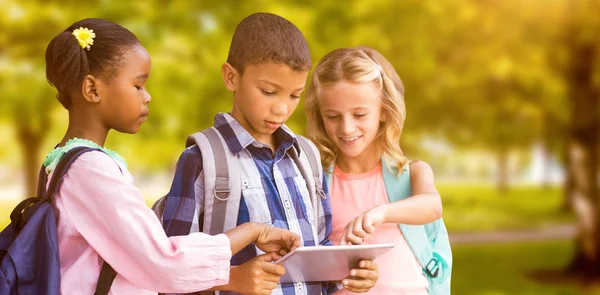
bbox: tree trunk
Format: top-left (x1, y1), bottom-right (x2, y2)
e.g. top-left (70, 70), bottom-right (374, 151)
top-left (16, 125), bottom-right (44, 199)
top-left (13, 98), bottom-right (51, 200)
top-left (497, 148), bottom-right (509, 194)
top-left (564, 17), bottom-right (600, 276)
top-left (540, 133), bottom-right (553, 191)
top-left (562, 146), bottom-right (574, 213)
top-left (566, 138), bottom-right (600, 277)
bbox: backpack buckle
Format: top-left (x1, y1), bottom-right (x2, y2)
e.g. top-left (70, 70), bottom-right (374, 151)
top-left (213, 188), bottom-right (230, 201)
top-left (316, 188), bottom-right (327, 200)
top-left (214, 178), bottom-right (230, 201)
top-left (425, 258), bottom-right (440, 278)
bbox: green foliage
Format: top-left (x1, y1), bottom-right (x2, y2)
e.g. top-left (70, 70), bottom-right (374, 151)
top-left (1, 0), bottom-right (576, 170)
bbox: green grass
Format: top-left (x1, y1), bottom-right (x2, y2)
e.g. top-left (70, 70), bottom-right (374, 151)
top-left (452, 242), bottom-right (580, 295)
top-left (438, 184), bottom-right (575, 232)
top-left (452, 241), bottom-right (600, 295)
top-left (452, 240), bottom-right (600, 295)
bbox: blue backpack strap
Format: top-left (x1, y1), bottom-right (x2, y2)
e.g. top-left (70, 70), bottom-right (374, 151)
top-left (44, 147), bottom-right (99, 199)
top-left (44, 146), bottom-right (118, 295)
top-left (36, 164), bottom-right (48, 199)
top-left (10, 147), bottom-right (100, 231)
top-left (381, 160), bottom-right (450, 293)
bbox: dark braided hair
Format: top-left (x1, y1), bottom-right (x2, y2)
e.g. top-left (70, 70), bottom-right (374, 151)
top-left (45, 18), bottom-right (140, 109)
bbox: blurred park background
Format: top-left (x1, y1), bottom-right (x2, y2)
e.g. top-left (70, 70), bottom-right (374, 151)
top-left (1, 0), bottom-right (600, 294)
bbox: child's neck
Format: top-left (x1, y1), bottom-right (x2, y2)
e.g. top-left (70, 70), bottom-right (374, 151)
top-left (59, 114), bottom-right (108, 147)
top-left (336, 148), bottom-right (383, 174)
top-left (60, 130), bottom-right (107, 148)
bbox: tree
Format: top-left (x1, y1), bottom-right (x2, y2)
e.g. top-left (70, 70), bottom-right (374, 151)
top-left (561, 0), bottom-right (600, 277)
top-left (0, 1), bottom-right (80, 198)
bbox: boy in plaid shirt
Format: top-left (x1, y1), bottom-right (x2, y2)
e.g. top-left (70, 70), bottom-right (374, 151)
top-left (158, 13), bottom-right (379, 295)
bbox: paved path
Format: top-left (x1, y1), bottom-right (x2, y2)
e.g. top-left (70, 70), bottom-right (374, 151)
top-left (449, 224), bottom-right (577, 245)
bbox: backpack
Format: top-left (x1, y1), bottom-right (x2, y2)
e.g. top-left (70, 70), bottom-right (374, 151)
top-left (0, 147), bottom-right (117, 295)
top-left (152, 127), bottom-right (327, 295)
top-left (154, 127), bottom-right (326, 235)
top-left (326, 159), bottom-right (452, 295)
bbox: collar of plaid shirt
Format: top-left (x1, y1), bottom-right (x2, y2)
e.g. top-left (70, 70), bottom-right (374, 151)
top-left (214, 112), bottom-right (302, 157)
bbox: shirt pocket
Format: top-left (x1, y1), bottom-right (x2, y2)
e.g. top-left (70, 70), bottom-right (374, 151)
top-left (293, 176), bottom-right (316, 226)
top-left (241, 177), bottom-right (273, 225)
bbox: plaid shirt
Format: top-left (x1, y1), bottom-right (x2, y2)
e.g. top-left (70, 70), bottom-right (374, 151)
top-left (160, 113), bottom-right (339, 295)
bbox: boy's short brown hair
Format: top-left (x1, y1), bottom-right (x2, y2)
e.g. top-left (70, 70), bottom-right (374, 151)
top-left (227, 12), bottom-right (311, 74)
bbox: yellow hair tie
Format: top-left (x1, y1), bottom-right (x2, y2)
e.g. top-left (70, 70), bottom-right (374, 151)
top-left (72, 27), bottom-right (96, 51)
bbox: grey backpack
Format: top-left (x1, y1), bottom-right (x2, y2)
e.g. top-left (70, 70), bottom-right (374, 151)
top-left (154, 127), bottom-right (327, 240)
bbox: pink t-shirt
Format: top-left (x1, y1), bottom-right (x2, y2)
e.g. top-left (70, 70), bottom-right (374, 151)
top-left (329, 164), bottom-right (429, 295)
top-left (50, 151), bottom-right (231, 294)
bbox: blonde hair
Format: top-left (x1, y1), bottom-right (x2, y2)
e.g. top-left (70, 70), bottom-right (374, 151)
top-left (305, 46), bottom-right (408, 174)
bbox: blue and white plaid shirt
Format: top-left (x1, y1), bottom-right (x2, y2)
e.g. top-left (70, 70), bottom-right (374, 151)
top-left (160, 113), bottom-right (339, 295)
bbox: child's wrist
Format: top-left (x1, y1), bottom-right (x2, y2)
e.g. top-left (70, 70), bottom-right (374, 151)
top-left (248, 222), bottom-right (263, 242)
top-left (226, 265), bottom-right (240, 292)
top-left (210, 266), bottom-right (238, 291)
top-left (380, 204), bottom-right (390, 224)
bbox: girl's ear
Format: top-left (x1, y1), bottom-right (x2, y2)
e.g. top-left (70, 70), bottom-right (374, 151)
top-left (81, 75), bottom-right (101, 103)
top-left (221, 63), bottom-right (239, 92)
top-left (380, 109), bottom-right (388, 122)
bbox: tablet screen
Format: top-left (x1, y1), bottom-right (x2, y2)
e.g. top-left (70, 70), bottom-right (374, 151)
top-left (275, 243), bottom-right (394, 283)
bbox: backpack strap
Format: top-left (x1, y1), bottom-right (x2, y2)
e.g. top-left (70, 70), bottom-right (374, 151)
top-left (381, 160), bottom-right (449, 285)
top-left (187, 128), bottom-right (241, 237)
top-left (44, 147), bottom-right (99, 200)
top-left (9, 147), bottom-right (100, 234)
top-left (325, 165), bottom-right (333, 189)
top-left (295, 136), bottom-right (325, 198)
top-left (151, 194), bottom-right (166, 220)
top-left (36, 164), bottom-right (47, 199)
top-left (36, 146), bottom-right (118, 295)
top-left (95, 262), bottom-right (118, 295)
top-left (187, 128), bottom-right (241, 295)
top-left (287, 136), bottom-right (327, 244)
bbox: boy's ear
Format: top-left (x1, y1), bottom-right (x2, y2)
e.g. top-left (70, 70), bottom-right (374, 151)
top-left (222, 62), bottom-right (239, 92)
top-left (81, 75), bottom-right (101, 104)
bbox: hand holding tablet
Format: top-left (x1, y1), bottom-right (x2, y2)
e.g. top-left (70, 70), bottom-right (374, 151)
top-left (274, 243), bottom-right (394, 284)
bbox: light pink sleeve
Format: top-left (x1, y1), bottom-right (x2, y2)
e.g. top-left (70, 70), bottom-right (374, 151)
top-left (55, 151), bottom-right (231, 293)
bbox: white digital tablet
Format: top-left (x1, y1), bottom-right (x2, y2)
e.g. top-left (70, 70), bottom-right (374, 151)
top-left (275, 243), bottom-right (394, 284)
